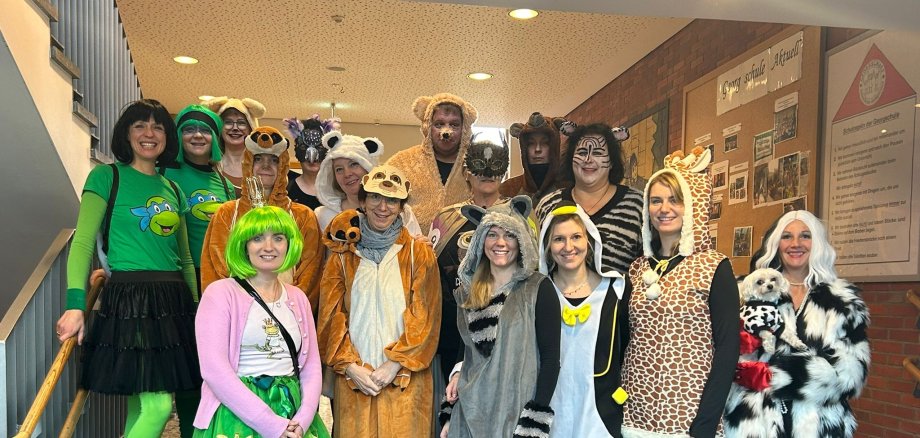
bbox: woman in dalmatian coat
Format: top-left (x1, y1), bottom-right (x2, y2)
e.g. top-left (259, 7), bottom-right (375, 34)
top-left (723, 210), bottom-right (870, 438)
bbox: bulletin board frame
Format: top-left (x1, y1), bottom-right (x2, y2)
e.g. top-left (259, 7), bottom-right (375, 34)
top-left (681, 26), bottom-right (822, 274)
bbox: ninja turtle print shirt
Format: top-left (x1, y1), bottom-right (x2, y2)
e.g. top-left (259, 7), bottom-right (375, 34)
top-left (161, 164), bottom-right (235, 267)
top-left (84, 163), bottom-right (190, 272)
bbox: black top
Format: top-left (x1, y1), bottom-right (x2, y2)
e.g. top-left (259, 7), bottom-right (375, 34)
top-left (286, 176), bottom-right (321, 210)
top-left (650, 254), bottom-right (740, 438)
top-left (436, 159), bottom-right (454, 185)
top-left (435, 218), bottom-right (476, 379)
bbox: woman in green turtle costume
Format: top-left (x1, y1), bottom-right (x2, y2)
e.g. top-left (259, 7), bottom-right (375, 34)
top-left (158, 104), bottom-right (236, 437)
top-left (55, 99), bottom-right (201, 438)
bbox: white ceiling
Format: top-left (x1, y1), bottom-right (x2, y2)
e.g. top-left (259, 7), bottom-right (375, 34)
top-left (117, 0), bottom-right (919, 128)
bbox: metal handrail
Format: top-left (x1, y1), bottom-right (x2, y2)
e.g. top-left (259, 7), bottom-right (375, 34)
top-left (0, 229), bottom-right (74, 340)
top-left (14, 275), bottom-right (105, 438)
top-left (904, 357), bottom-right (920, 384)
top-left (907, 290), bottom-right (920, 311)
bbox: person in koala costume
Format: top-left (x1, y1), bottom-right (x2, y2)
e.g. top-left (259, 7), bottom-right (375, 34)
top-left (439, 195), bottom-right (560, 438)
top-left (202, 96), bottom-right (266, 197)
top-left (501, 112), bottom-right (572, 204)
top-left (199, 126), bottom-right (324, 310)
top-left (387, 92), bottom-right (478, 232)
top-left (314, 131), bottom-right (422, 235)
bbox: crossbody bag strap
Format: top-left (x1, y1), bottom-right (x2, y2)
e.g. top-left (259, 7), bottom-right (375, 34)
top-left (101, 163), bottom-right (120, 254)
top-left (233, 277), bottom-right (301, 377)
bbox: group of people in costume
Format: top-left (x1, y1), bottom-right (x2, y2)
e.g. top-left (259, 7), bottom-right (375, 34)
top-left (55, 91), bottom-right (869, 438)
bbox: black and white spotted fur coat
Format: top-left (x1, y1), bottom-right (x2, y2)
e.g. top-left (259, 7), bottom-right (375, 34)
top-left (723, 279), bottom-right (870, 438)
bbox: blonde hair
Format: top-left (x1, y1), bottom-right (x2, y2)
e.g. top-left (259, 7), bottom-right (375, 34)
top-left (463, 261), bottom-right (494, 309)
top-left (541, 214), bottom-right (593, 274)
top-left (646, 172), bottom-right (684, 255)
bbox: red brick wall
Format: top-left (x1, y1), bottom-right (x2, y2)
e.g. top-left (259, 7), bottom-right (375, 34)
top-left (567, 20), bottom-right (920, 437)
top-left (852, 282), bottom-right (920, 437)
top-left (566, 19), bottom-right (788, 152)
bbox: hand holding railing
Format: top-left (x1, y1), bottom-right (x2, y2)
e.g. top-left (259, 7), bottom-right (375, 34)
top-left (14, 275), bottom-right (105, 438)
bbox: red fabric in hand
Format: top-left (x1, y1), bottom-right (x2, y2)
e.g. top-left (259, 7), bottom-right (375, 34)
top-left (735, 361), bottom-right (772, 391)
top-left (739, 327), bottom-right (762, 355)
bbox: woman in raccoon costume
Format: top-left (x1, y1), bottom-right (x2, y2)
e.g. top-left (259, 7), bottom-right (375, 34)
top-left (723, 210), bottom-right (870, 438)
top-left (428, 139), bottom-right (511, 382)
top-left (439, 196), bottom-right (560, 438)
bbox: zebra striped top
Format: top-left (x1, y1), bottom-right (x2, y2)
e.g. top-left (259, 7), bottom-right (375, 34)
top-left (536, 185), bottom-right (644, 275)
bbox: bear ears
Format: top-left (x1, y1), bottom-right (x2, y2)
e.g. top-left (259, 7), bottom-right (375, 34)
top-left (508, 113), bottom-right (573, 139)
top-left (460, 195), bottom-right (532, 226)
top-left (411, 94), bottom-right (478, 123)
top-left (321, 131), bottom-right (384, 157)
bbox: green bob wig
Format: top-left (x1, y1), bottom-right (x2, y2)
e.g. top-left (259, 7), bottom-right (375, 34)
top-left (225, 206), bottom-right (303, 279)
top-left (174, 104), bottom-right (223, 164)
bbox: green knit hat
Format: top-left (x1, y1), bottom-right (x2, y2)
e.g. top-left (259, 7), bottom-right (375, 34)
top-left (174, 104), bottom-right (223, 164)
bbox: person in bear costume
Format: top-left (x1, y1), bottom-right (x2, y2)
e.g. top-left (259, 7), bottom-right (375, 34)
top-left (386, 93), bottom-right (477, 232)
top-left (200, 126), bottom-right (324, 310)
top-left (500, 112), bottom-right (571, 205)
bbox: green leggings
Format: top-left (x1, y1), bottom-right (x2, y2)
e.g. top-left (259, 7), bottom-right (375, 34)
top-left (124, 392), bottom-right (173, 438)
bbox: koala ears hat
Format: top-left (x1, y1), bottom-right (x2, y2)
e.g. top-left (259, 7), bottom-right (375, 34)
top-left (202, 96), bottom-right (266, 129)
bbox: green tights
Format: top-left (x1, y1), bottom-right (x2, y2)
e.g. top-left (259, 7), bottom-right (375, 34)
top-left (124, 392), bottom-right (173, 438)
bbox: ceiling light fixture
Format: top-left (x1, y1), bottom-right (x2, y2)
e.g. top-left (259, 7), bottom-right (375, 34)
top-left (327, 66), bottom-right (346, 72)
top-left (173, 55), bottom-right (198, 64)
top-left (509, 9), bottom-right (539, 20)
top-left (467, 72), bottom-right (493, 81)
top-left (198, 95), bottom-right (214, 102)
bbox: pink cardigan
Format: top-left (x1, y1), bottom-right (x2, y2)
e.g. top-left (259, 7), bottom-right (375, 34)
top-left (194, 278), bottom-right (322, 437)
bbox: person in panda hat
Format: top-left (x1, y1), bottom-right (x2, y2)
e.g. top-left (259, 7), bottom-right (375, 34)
top-left (537, 202), bottom-right (631, 437)
top-left (314, 131), bottom-right (422, 236)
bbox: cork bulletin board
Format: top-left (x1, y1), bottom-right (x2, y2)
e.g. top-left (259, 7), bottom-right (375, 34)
top-left (682, 26), bottom-right (822, 274)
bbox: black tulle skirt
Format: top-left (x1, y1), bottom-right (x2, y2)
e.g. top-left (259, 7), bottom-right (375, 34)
top-left (81, 271), bottom-right (201, 395)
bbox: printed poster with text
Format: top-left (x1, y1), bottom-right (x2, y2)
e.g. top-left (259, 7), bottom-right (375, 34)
top-left (824, 31), bottom-right (920, 280)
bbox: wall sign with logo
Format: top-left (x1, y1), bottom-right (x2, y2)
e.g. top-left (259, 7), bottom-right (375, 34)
top-left (822, 30), bottom-right (920, 281)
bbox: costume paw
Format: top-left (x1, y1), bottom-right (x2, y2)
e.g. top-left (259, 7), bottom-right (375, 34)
top-left (438, 397), bottom-right (453, 427)
top-left (760, 331), bottom-right (776, 354)
top-left (512, 400), bottom-right (554, 438)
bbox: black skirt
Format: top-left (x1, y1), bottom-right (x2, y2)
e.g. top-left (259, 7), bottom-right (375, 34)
top-left (81, 271), bottom-right (201, 395)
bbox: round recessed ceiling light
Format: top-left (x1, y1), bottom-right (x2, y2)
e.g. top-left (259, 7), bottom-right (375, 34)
top-left (467, 72), bottom-right (493, 81)
top-left (327, 66), bottom-right (346, 72)
top-left (509, 9), bottom-right (539, 20)
top-left (173, 55), bottom-right (198, 65)
top-left (198, 95), bottom-right (214, 102)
